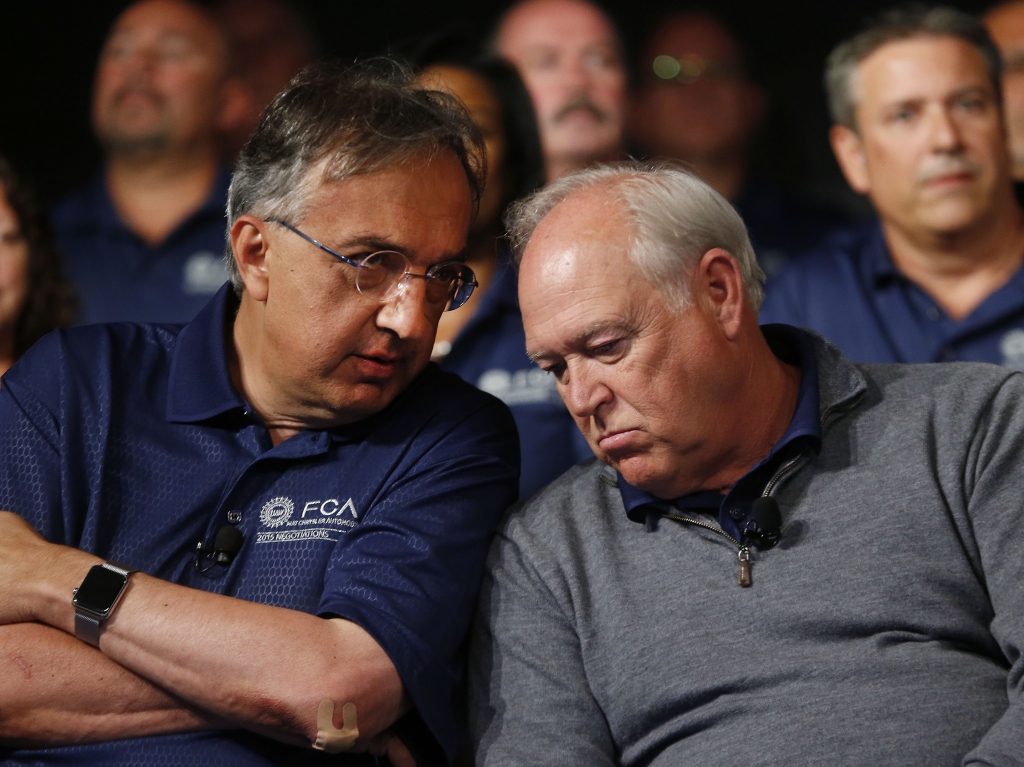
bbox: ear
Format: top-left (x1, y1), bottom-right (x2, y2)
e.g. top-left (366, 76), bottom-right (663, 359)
top-left (230, 215), bottom-right (271, 302)
top-left (695, 248), bottom-right (745, 341)
top-left (829, 124), bottom-right (871, 194)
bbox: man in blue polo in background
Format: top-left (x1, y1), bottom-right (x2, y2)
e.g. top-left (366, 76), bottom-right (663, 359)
top-left (761, 7), bottom-right (1024, 366)
top-left (0, 61), bottom-right (518, 766)
top-left (52, 0), bottom-right (248, 324)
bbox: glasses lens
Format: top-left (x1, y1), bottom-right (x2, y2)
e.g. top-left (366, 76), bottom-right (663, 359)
top-left (355, 251), bottom-right (407, 296)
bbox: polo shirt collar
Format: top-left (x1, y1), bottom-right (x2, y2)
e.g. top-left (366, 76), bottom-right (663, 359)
top-left (618, 324), bottom-right (823, 524)
top-left (166, 283), bottom-right (246, 423)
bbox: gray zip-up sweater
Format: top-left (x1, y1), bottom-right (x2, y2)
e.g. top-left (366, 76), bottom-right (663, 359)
top-left (469, 333), bottom-right (1024, 767)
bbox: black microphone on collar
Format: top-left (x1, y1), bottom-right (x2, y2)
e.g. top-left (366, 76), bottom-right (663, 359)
top-left (194, 525), bottom-right (244, 572)
top-left (743, 498), bottom-right (783, 550)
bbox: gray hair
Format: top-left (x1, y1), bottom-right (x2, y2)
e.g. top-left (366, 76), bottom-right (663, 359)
top-left (825, 5), bottom-right (1002, 131)
top-left (225, 59), bottom-right (485, 292)
top-left (506, 162), bottom-right (765, 313)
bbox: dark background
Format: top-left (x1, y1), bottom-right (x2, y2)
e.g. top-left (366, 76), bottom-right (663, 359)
top-left (0, 0), bottom-right (996, 213)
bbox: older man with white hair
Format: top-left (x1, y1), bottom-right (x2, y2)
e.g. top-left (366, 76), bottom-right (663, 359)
top-left (469, 162), bottom-right (1024, 766)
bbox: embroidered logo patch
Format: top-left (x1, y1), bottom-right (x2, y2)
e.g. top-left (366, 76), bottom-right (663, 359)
top-left (260, 496), bottom-right (294, 528)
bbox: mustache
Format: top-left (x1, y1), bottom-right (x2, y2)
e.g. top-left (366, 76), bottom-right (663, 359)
top-left (916, 155), bottom-right (983, 184)
top-left (553, 95), bottom-right (609, 124)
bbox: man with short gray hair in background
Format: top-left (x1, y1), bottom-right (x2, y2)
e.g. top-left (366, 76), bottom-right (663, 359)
top-left (469, 162), bottom-right (1024, 765)
top-left (761, 6), bottom-right (1024, 368)
top-left (0, 61), bottom-right (518, 766)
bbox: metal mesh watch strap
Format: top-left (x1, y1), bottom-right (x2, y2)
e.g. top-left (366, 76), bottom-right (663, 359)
top-left (73, 562), bottom-right (135, 648)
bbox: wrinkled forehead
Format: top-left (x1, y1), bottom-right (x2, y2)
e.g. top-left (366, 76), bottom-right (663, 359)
top-left (498, 0), bottom-right (620, 54)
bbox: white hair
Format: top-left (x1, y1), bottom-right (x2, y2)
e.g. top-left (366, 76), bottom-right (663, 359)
top-left (506, 161), bottom-right (765, 313)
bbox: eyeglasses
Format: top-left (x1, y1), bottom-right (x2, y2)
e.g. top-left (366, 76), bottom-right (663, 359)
top-left (651, 54), bottom-right (741, 85)
top-left (267, 219), bottom-right (478, 311)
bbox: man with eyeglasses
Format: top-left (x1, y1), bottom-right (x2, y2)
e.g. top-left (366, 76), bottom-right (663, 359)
top-left (630, 11), bottom-right (847, 278)
top-left (0, 62), bottom-right (518, 767)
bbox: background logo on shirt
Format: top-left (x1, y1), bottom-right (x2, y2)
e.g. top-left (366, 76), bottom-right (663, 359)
top-left (477, 367), bottom-right (562, 406)
top-left (182, 250), bottom-right (228, 295)
top-left (260, 496), bottom-right (294, 528)
top-left (1000, 328), bottom-right (1024, 371)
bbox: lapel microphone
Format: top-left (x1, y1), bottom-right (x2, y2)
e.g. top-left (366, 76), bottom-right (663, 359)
top-left (743, 497), bottom-right (783, 550)
top-left (194, 524), bottom-right (244, 572)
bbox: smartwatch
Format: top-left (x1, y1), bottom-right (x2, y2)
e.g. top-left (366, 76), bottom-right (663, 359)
top-left (72, 562), bottom-right (135, 647)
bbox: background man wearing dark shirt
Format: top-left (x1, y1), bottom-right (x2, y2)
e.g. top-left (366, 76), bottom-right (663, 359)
top-left (762, 7), bottom-right (1024, 366)
top-left (630, 11), bottom-right (848, 278)
top-left (51, 0), bottom-right (247, 324)
top-left (0, 63), bottom-right (518, 766)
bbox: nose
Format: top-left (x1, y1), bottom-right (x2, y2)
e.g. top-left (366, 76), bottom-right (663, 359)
top-left (374, 276), bottom-right (436, 341)
top-left (562, 359), bottom-right (614, 421)
top-left (930, 105), bottom-right (964, 153)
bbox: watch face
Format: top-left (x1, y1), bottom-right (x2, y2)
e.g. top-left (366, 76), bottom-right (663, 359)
top-left (73, 566), bottom-right (127, 615)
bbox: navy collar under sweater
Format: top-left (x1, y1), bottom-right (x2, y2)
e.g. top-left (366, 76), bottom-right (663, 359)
top-left (618, 324), bottom-right (822, 542)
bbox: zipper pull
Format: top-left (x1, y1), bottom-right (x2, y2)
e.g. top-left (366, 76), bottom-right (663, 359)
top-left (738, 546), bottom-right (752, 587)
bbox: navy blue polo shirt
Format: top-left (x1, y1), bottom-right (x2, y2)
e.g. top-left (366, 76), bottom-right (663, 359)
top-left (734, 175), bottom-right (850, 280)
top-left (0, 285), bottom-right (519, 766)
top-left (760, 218), bottom-right (1024, 367)
top-left (618, 325), bottom-right (822, 543)
top-left (438, 256), bottom-right (592, 498)
top-left (51, 168), bottom-right (232, 325)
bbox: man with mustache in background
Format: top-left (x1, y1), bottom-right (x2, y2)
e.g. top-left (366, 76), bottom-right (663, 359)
top-left (52, 0), bottom-right (247, 324)
top-left (761, 6), bottom-right (1024, 367)
top-left (494, 0), bottom-right (626, 183)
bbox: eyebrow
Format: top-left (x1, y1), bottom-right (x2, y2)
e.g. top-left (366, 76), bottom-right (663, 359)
top-left (527, 320), bottom-right (633, 362)
top-left (332, 234), bottom-right (469, 265)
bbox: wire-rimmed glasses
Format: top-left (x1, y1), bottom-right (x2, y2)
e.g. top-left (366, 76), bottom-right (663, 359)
top-left (266, 218), bottom-right (478, 311)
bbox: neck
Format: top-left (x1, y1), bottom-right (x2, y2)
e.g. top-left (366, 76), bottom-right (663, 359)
top-left (881, 194), bottom-right (1024, 321)
top-left (546, 147), bottom-right (620, 184)
top-left (105, 143), bottom-right (219, 247)
top-left (695, 328), bottom-right (801, 496)
top-left (229, 295), bottom-right (302, 446)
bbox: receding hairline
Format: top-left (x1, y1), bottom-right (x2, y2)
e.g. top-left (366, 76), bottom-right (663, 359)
top-left (846, 31), bottom-right (999, 126)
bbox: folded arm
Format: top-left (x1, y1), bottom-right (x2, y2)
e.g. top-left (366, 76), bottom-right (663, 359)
top-left (0, 512), bottom-right (411, 757)
top-left (0, 621), bottom-right (219, 746)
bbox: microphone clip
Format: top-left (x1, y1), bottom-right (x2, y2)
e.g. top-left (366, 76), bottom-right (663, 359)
top-left (194, 524), bottom-right (244, 572)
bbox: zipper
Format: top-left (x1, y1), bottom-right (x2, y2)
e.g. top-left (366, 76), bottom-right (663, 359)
top-left (661, 512), bottom-right (752, 588)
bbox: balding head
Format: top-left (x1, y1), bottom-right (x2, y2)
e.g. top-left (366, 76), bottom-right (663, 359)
top-left (495, 0), bottom-right (626, 181)
top-left (92, 0), bottom-right (243, 157)
top-left (512, 165), bottom-right (776, 497)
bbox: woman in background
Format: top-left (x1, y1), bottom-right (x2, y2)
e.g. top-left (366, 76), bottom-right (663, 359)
top-left (0, 155), bottom-right (76, 379)
top-left (413, 39), bottom-right (594, 498)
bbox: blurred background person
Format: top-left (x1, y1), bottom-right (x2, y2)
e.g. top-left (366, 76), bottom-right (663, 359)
top-left (494, 0), bottom-right (627, 183)
top-left (0, 155), bottom-right (76, 380)
top-left (631, 10), bottom-right (849, 278)
top-left (762, 6), bottom-right (1024, 367)
top-left (409, 32), bottom-right (592, 497)
top-left (214, 0), bottom-right (316, 158)
top-left (51, 0), bottom-right (247, 325)
top-left (985, 0), bottom-right (1024, 182)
